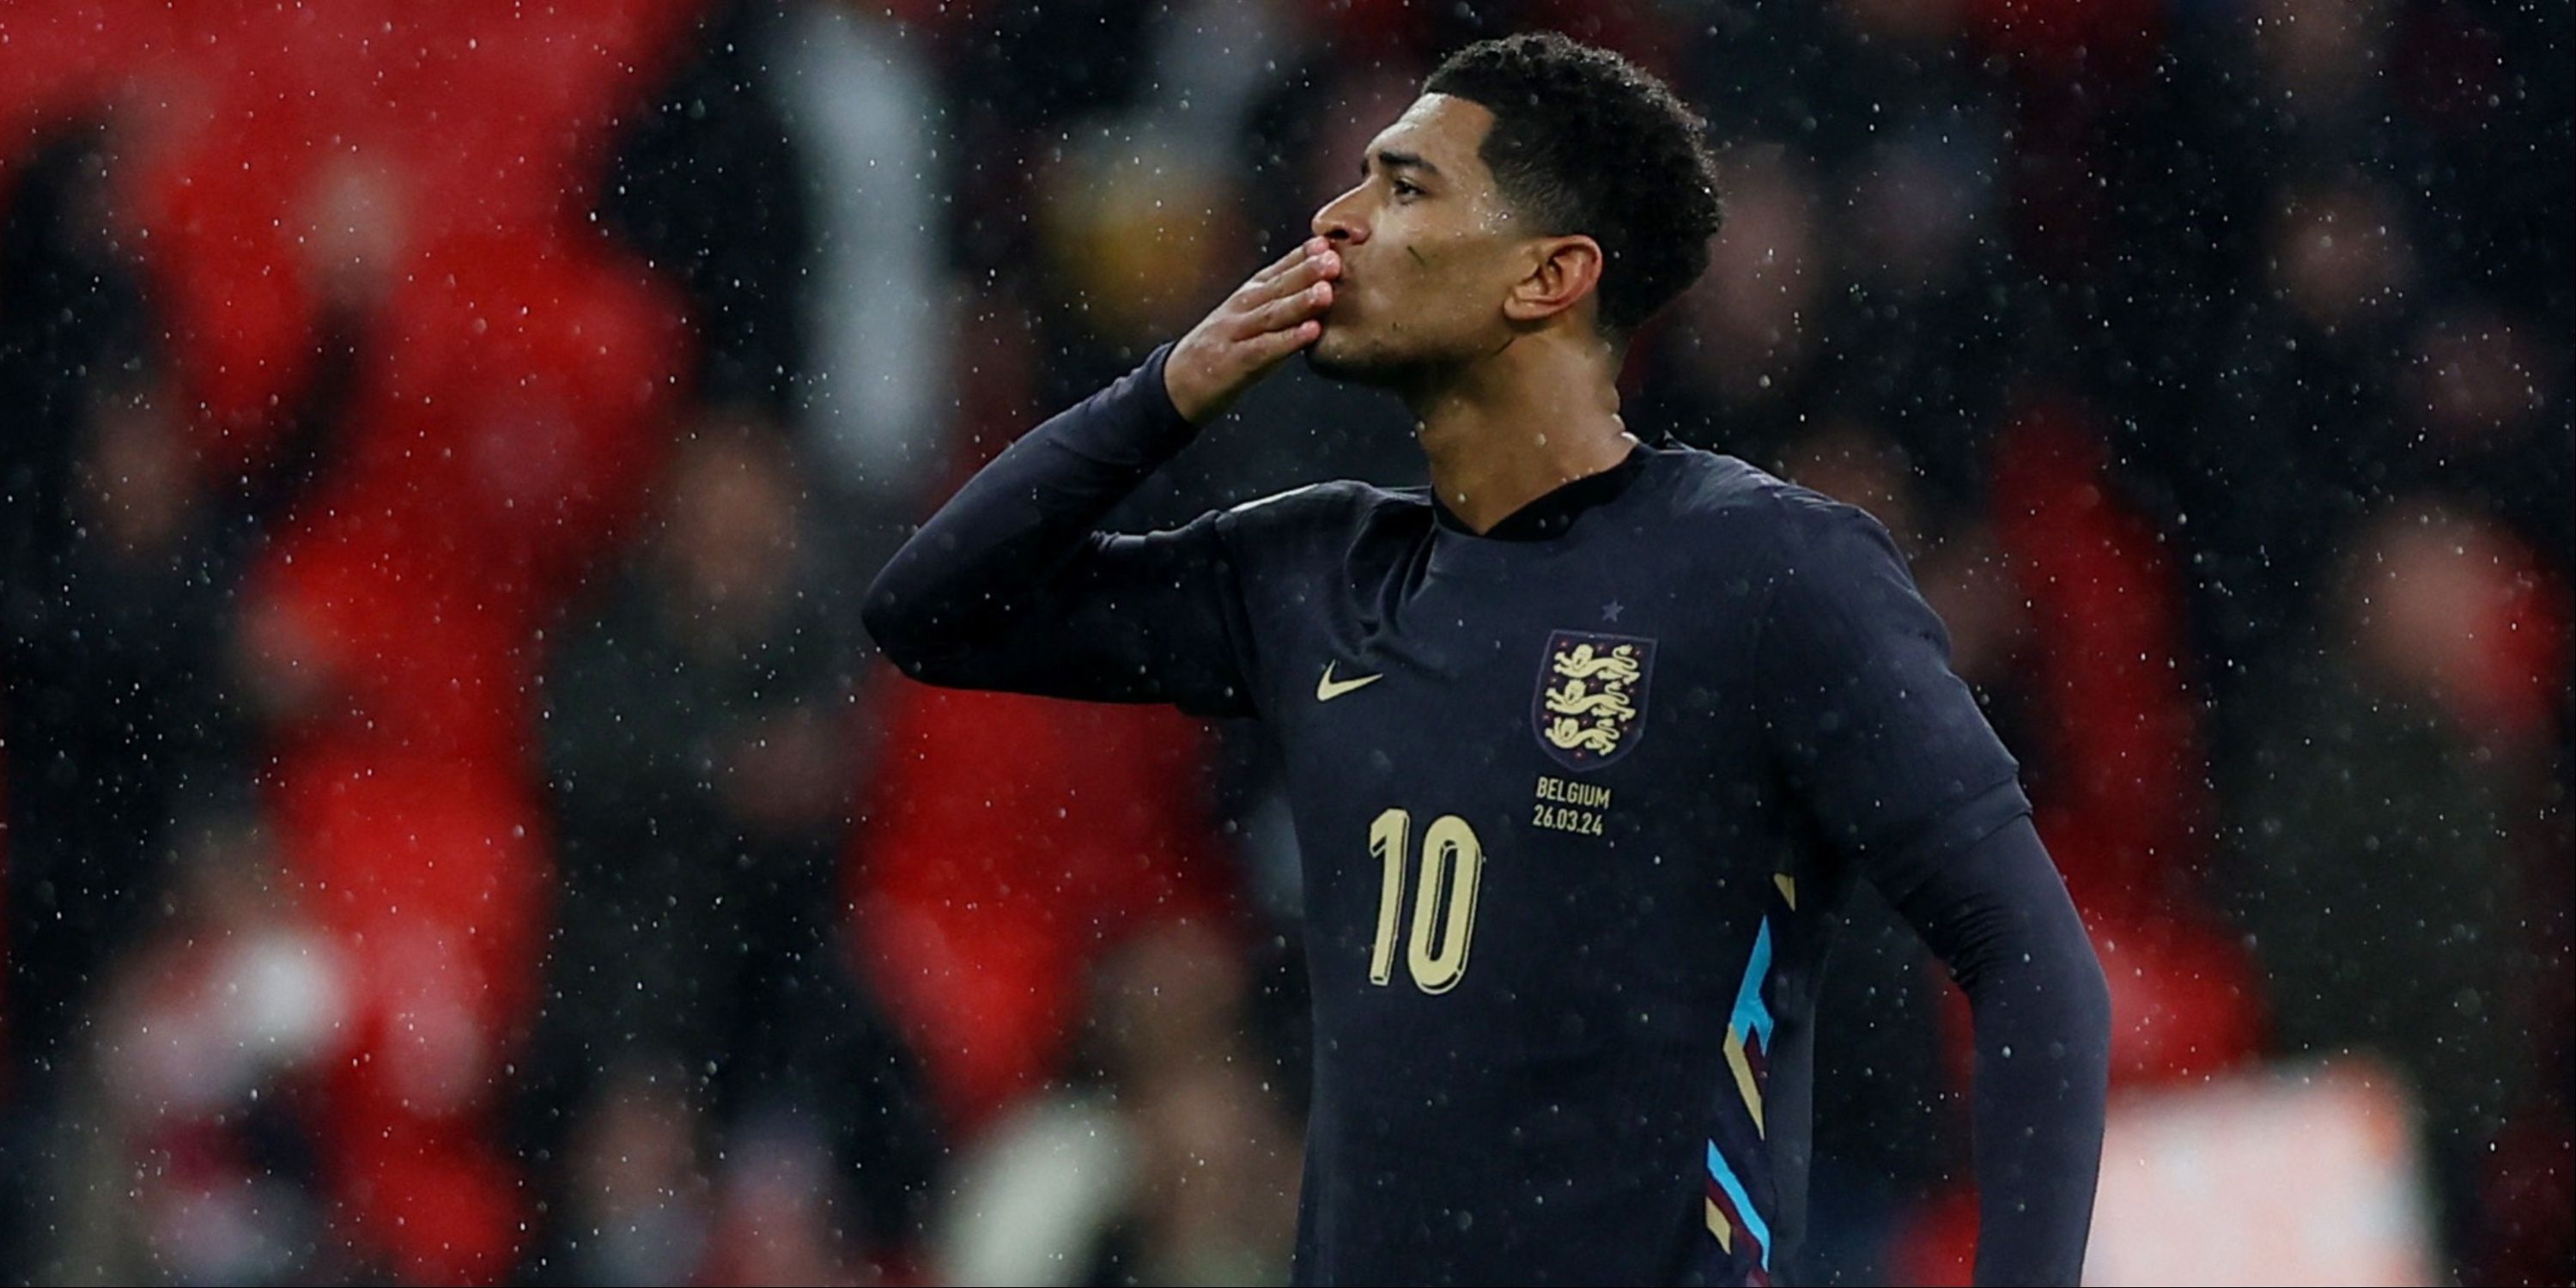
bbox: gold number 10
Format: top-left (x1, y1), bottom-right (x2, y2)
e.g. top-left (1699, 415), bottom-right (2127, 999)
top-left (1367, 809), bottom-right (1488, 994)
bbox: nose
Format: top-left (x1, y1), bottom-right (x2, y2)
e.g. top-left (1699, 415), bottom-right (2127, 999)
top-left (1311, 185), bottom-right (1367, 246)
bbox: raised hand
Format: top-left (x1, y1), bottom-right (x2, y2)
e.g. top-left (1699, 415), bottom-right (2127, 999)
top-left (1162, 235), bottom-right (1341, 426)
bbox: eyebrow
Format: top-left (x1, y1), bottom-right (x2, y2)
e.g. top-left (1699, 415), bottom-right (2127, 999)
top-left (1360, 149), bottom-right (1443, 181)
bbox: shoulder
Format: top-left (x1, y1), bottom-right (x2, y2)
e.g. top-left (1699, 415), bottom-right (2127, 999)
top-left (1212, 477), bottom-right (1429, 547)
top-left (1643, 444), bottom-right (1895, 568)
top-left (1206, 479), bottom-right (1429, 611)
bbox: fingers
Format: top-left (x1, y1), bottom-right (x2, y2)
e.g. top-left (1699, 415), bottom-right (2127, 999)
top-left (1167, 240), bottom-right (1332, 421)
top-left (1249, 235), bottom-right (1324, 288)
top-left (1243, 317), bottom-right (1323, 364)
top-left (1247, 236), bottom-right (1340, 294)
top-left (1233, 278), bottom-right (1332, 338)
top-left (1229, 250), bottom-right (1337, 343)
top-left (1249, 238), bottom-right (1315, 287)
top-left (1270, 249), bottom-right (1340, 300)
top-left (1223, 235), bottom-right (1336, 341)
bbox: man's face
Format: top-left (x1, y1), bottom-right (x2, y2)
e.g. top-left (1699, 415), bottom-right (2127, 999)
top-left (1304, 94), bottom-right (1537, 385)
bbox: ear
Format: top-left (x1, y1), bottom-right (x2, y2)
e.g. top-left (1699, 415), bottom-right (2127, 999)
top-left (1502, 234), bottom-right (1604, 325)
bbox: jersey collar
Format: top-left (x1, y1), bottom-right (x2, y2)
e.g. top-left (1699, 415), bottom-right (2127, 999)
top-left (1431, 443), bottom-right (1653, 543)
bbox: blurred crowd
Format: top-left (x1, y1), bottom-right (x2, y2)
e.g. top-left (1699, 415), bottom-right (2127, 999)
top-left (0, 0), bottom-right (2567, 1284)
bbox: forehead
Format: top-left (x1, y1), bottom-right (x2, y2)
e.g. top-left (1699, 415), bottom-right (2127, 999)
top-left (1364, 93), bottom-right (1496, 185)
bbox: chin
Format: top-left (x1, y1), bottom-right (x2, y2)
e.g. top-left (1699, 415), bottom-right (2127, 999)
top-left (1303, 327), bottom-right (1412, 387)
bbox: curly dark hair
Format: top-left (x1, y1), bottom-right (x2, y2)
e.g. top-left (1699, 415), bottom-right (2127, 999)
top-left (1424, 32), bottom-right (1724, 337)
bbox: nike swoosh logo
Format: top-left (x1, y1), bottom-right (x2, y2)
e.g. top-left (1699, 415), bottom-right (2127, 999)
top-left (1315, 662), bottom-right (1383, 702)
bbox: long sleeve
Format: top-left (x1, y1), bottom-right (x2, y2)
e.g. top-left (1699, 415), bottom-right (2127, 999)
top-left (860, 343), bottom-right (1262, 717)
top-left (1885, 811), bottom-right (2111, 1285)
top-left (1756, 489), bottom-right (2111, 1285)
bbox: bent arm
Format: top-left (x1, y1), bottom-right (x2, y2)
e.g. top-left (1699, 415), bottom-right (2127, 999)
top-left (860, 343), bottom-right (1258, 716)
top-left (1881, 811), bottom-right (2111, 1287)
top-left (1755, 493), bottom-right (2109, 1285)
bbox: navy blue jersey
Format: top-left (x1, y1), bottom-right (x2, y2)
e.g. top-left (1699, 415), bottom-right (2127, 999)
top-left (865, 346), bottom-right (2109, 1286)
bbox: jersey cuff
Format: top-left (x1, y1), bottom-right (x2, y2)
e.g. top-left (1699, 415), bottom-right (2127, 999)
top-left (1137, 341), bottom-right (1201, 445)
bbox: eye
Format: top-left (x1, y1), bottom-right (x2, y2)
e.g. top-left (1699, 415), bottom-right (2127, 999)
top-left (1391, 178), bottom-right (1424, 199)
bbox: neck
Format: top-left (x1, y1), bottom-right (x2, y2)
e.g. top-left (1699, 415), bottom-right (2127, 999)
top-left (1409, 330), bottom-right (1636, 534)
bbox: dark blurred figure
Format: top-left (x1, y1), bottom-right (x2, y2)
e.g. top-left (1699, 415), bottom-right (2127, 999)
top-left (2398, 298), bottom-right (2576, 578)
top-left (1814, 127), bottom-right (2023, 520)
top-left (598, 0), bottom-right (810, 418)
top-left (603, 0), bottom-right (975, 597)
top-left (521, 414), bottom-right (939, 1279)
top-left (0, 361), bottom-right (244, 1084)
top-left (2087, 0), bottom-right (2427, 407)
top-left (1631, 143), bottom-right (1829, 464)
top-left (1, 121), bottom-right (138, 592)
top-left (2223, 500), bottom-right (2567, 1279)
top-left (0, 120), bottom-right (191, 1088)
top-left (2187, 168), bottom-right (2423, 690)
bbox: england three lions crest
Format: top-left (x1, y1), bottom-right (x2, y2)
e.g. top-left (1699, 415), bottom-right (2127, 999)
top-left (1533, 631), bottom-right (1656, 771)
